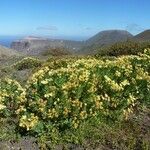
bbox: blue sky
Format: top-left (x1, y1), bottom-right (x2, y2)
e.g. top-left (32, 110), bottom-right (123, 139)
top-left (0, 0), bottom-right (149, 40)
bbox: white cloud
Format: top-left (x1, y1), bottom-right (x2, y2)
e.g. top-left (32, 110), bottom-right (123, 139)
top-left (36, 26), bottom-right (58, 31)
top-left (126, 24), bottom-right (145, 34)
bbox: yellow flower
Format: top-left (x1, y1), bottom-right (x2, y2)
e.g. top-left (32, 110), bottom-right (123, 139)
top-left (0, 104), bottom-right (6, 110)
top-left (19, 114), bottom-right (39, 131)
top-left (115, 71), bottom-right (121, 77)
top-left (73, 123), bottom-right (78, 129)
top-left (16, 106), bottom-right (26, 114)
top-left (120, 79), bottom-right (130, 86)
top-left (80, 111), bottom-right (87, 119)
top-left (41, 80), bottom-right (49, 84)
top-left (44, 92), bottom-right (55, 98)
top-left (63, 107), bottom-right (69, 116)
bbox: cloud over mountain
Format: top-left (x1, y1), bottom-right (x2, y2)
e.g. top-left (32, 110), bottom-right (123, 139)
top-left (36, 26), bottom-right (58, 31)
top-left (126, 23), bottom-right (145, 34)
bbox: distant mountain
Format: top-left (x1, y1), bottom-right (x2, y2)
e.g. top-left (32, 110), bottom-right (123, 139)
top-left (78, 30), bottom-right (133, 54)
top-left (11, 37), bottom-right (83, 55)
top-left (23, 36), bottom-right (48, 41)
top-left (86, 30), bottom-right (133, 45)
top-left (0, 45), bottom-right (21, 59)
top-left (10, 29), bottom-right (150, 56)
top-left (134, 29), bottom-right (150, 41)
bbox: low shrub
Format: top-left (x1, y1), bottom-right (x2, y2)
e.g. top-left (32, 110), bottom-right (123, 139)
top-left (13, 57), bottom-right (42, 70)
top-left (17, 49), bottom-right (150, 136)
top-left (41, 47), bottom-right (71, 56)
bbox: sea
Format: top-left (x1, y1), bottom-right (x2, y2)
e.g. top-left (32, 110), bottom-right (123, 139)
top-left (0, 35), bottom-right (88, 48)
top-left (0, 36), bottom-right (22, 48)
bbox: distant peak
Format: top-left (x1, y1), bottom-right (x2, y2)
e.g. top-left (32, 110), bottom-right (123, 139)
top-left (134, 29), bottom-right (150, 41)
top-left (23, 36), bottom-right (48, 41)
top-left (135, 29), bottom-right (150, 35)
top-left (98, 29), bottom-right (132, 34)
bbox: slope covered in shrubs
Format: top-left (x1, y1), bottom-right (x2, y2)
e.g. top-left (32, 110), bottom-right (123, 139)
top-left (97, 40), bottom-right (150, 56)
top-left (13, 57), bottom-right (42, 70)
top-left (0, 49), bottom-right (150, 149)
top-left (41, 47), bottom-right (71, 56)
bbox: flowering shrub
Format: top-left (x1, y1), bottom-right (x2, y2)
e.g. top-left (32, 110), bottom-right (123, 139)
top-left (13, 57), bottom-right (42, 70)
top-left (0, 78), bottom-right (26, 117)
top-left (17, 49), bottom-right (150, 134)
top-left (0, 49), bottom-right (149, 137)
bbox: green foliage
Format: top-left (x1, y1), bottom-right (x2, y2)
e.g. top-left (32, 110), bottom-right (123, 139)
top-left (0, 78), bottom-right (26, 117)
top-left (0, 118), bottom-right (18, 141)
top-left (17, 48), bottom-right (150, 136)
top-left (41, 47), bottom-right (71, 56)
top-left (0, 49), bottom-right (149, 148)
top-left (13, 57), bottom-right (42, 70)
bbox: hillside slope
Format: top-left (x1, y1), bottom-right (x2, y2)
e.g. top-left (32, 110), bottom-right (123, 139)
top-left (0, 45), bottom-right (21, 59)
top-left (134, 29), bottom-right (150, 41)
top-left (79, 30), bottom-right (133, 54)
top-left (86, 30), bottom-right (133, 46)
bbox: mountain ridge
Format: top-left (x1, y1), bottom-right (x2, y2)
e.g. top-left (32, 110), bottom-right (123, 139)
top-left (10, 29), bottom-right (150, 55)
top-left (11, 38), bottom-right (83, 55)
top-left (85, 30), bottom-right (133, 45)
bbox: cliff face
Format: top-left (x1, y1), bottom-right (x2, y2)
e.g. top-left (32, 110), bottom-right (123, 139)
top-left (11, 41), bottom-right (30, 52)
top-left (11, 37), bottom-right (83, 55)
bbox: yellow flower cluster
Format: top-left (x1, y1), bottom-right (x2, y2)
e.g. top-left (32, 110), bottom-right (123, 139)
top-left (2, 49), bottom-right (149, 133)
top-left (72, 117), bottom-right (80, 129)
top-left (0, 78), bottom-right (26, 116)
top-left (19, 114), bottom-right (39, 131)
top-left (22, 50), bottom-right (149, 131)
top-left (47, 108), bottom-right (59, 119)
top-left (63, 107), bottom-right (70, 116)
top-left (0, 104), bottom-right (6, 110)
top-left (104, 75), bottom-right (124, 91)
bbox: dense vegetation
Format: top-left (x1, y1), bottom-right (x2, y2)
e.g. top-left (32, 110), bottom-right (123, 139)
top-left (13, 57), bottom-right (42, 70)
top-left (41, 47), bottom-right (71, 56)
top-left (97, 40), bottom-right (150, 56)
top-left (0, 48), bottom-right (150, 149)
